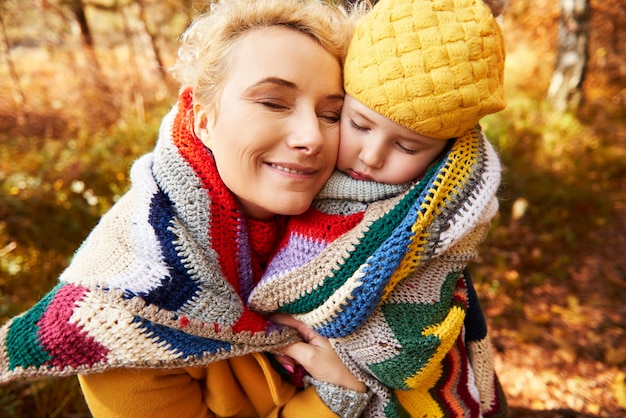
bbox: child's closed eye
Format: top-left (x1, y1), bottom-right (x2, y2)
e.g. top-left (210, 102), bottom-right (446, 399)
top-left (350, 119), bottom-right (368, 132)
top-left (395, 143), bottom-right (420, 154)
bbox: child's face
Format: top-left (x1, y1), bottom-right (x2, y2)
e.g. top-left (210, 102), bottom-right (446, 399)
top-left (338, 95), bottom-right (448, 184)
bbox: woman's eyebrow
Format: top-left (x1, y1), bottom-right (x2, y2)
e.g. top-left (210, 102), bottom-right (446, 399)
top-left (326, 93), bottom-right (345, 103)
top-left (247, 77), bottom-right (344, 102)
top-left (248, 77), bottom-right (297, 90)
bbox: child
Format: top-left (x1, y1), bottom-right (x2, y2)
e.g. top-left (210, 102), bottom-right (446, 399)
top-left (248, 0), bottom-right (510, 416)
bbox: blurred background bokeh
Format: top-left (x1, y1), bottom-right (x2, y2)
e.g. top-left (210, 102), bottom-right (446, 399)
top-left (1, 0), bottom-right (624, 416)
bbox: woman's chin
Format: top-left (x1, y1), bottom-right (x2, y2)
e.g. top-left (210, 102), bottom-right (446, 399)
top-left (241, 196), bottom-right (314, 219)
top-left (273, 197), bottom-right (315, 217)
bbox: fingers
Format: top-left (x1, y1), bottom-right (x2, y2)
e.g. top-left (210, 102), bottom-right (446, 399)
top-left (270, 313), bottom-right (326, 365)
top-left (270, 313), bottom-right (327, 347)
top-left (270, 313), bottom-right (309, 335)
top-left (273, 353), bottom-right (296, 374)
top-left (270, 314), bottom-right (367, 392)
top-left (279, 338), bottom-right (367, 393)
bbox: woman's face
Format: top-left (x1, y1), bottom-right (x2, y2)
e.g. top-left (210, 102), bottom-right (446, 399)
top-left (194, 27), bottom-right (343, 219)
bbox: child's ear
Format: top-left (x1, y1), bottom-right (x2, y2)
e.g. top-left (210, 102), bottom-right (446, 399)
top-left (193, 103), bottom-right (213, 148)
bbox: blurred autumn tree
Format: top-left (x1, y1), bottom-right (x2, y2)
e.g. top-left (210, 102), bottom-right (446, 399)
top-left (505, 0), bottom-right (626, 110)
top-left (547, 0), bottom-right (590, 112)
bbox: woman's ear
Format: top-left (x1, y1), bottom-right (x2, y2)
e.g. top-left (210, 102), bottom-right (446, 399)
top-left (193, 103), bottom-right (213, 148)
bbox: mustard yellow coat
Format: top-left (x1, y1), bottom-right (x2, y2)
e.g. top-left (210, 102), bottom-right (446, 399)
top-left (78, 353), bottom-right (336, 418)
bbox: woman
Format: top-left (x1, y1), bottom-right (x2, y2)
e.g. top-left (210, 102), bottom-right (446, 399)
top-left (0, 0), bottom-right (368, 416)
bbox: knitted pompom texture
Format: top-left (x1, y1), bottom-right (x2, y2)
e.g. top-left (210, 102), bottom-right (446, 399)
top-left (344, 0), bottom-right (506, 140)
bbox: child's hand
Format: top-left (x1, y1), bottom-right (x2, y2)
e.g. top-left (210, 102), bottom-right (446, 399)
top-left (270, 313), bottom-right (367, 393)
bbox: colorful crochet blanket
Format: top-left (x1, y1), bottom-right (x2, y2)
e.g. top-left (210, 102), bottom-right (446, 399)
top-left (248, 127), bottom-right (508, 416)
top-left (0, 89), bottom-right (507, 417)
top-left (0, 90), bottom-right (302, 382)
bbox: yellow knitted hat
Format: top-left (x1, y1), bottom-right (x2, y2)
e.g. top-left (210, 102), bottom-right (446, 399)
top-left (344, 0), bottom-right (506, 140)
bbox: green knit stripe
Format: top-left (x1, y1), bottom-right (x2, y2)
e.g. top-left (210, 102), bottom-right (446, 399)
top-left (280, 164), bottom-right (439, 314)
top-left (6, 284), bottom-right (62, 370)
top-left (384, 391), bottom-right (412, 418)
top-left (368, 272), bottom-right (461, 389)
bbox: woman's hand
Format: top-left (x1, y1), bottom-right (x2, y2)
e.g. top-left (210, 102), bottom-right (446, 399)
top-left (270, 313), bottom-right (367, 393)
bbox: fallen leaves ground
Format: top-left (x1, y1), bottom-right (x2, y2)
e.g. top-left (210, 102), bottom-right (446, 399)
top-left (477, 2), bottom-right (626, 415)
top-left (477, 178), bottom-right (626, 417)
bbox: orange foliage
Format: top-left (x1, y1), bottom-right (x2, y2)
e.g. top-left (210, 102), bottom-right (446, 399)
top-left (503, 0), bottom-right (626, 108)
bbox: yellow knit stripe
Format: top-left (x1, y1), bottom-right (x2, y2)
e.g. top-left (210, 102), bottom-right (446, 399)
top-left (391, 306), bottom-right (466, 416)
top-left (395, 310), bottom-right (468, 418)
top-left (396, 383), bottom-right (445, 418)
top-left (405, 305), bottom-right (466, 389)
top-left (381, 131), bottom-right (479, 300)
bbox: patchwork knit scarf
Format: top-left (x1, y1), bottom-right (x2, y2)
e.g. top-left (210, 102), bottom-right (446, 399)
top-left (0, 89), bottom-right (302, 383)
top-left (0, 89), bottom-right (507, 417)
top-left (248, 128), bottom-right (509, 417)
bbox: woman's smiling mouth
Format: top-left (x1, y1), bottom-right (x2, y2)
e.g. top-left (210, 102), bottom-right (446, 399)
top-left (269, 163), bottom-right (315, 175)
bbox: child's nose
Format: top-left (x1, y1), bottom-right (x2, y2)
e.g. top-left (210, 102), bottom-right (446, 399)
top-left (358, 144), bottom-right (384, 169)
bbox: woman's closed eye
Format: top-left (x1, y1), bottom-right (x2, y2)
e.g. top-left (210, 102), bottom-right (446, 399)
top-left (259, 99), bottom-right (290, 111)
top-left (319, 111), bottom-right (341, 125)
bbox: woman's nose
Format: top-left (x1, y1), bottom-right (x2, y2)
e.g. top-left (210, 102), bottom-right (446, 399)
top-left (287, 111), bottom-right (325, 154)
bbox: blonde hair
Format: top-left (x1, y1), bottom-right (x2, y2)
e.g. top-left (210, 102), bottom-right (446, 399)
top-left (170, 0), bottom-right (356, 113)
